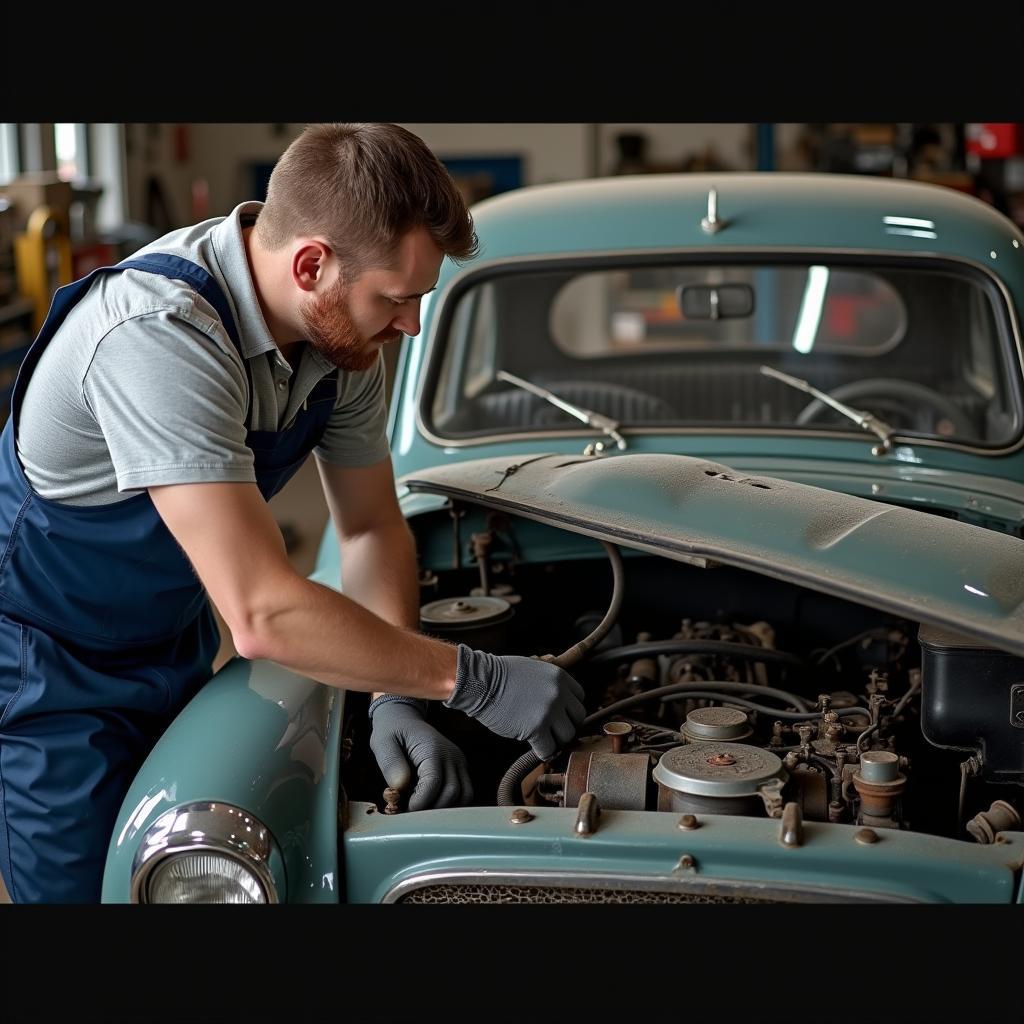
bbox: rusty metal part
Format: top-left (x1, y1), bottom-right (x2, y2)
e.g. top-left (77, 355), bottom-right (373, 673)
top-left (383, 788), bottom-right (401, 815)
top-left (828, 800), bottom-right (846, 823)
top-left (509, 808), bottom-right (534, 825)
top-left (791, 764), bottom-right (829, 822)
top-left (536, 772), bottom-right (566, 805)
top-left (564, 750), bottom-right (649, 810)
top-left (675, 853), bottom-right (697, 871)
top-left (823, 711), bottom-right (844, 741)
top-left (574, 793), bottom-right (601, 836)
top-left (708, 752), bottom-right (737, 767)
top-left (602, 721), bottom-right (634, 754)
top-left (854, 828), bottom-right (879, 845)
top-left (757, 779), bottom-right (786, 819)
top-left (626, 657), bottom-right (659, 691)
top-left (852, 753), bottom-right (907, 829)
top-left (966, 800), bottom-right (1022, 844)
top-left (832, 750), bottom-right (847, 805)
top-left (779, 802), bottom-right (804, 847)
top-left (678, 814), bottom-right (700, 830)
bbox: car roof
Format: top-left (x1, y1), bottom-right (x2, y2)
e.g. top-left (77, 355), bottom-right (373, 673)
top-left (448, 172), bottom-right (1023, 272)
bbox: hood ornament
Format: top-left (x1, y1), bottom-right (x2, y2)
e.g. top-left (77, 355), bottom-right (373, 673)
top-left (701, 187), bottom-right (728, 235)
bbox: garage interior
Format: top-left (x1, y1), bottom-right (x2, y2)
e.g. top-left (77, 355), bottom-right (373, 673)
top-left (2, 123), bottom-right (1019, 660)
top-left (1, 121), bottom-right (1023, 913)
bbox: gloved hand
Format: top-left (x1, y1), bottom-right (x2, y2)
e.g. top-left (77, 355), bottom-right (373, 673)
top-left (444, 645), bottom-right (586, 761)
top-left (369, 695), bottom-right (473, 811)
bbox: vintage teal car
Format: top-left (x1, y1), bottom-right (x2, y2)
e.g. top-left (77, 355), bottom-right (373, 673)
top-left (103, 173), bottom-right (1024, 904)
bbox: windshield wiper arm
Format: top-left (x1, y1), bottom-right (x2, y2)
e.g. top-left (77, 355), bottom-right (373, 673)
top-left (760, 365), bottom-right (894, 457)
top-left (496, 370), bottom-right (627, 450)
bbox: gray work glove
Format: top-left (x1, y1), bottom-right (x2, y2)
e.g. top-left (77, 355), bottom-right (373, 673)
top-left (369, 695), bottom-right (473, 810)
top-left (444, 645), bottom-right (586, 761)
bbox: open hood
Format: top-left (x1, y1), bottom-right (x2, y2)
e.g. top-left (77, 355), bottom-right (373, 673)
top-left (400, 452), bottom-right (1024, 658)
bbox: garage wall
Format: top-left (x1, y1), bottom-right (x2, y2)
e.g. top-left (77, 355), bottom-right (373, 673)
top-left (124, 123), bottom-right (797, 228)
top-left (399, 123), bottom-right (592, 184)
top-left (124, 123), bottom-right (303, 227)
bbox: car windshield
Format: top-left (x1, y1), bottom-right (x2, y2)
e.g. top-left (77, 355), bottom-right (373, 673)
top-left (426, 257), bottom-right (1022, 448)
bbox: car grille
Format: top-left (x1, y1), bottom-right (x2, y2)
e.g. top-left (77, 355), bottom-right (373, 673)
top-left (395, 883), bottom-right (776, 904)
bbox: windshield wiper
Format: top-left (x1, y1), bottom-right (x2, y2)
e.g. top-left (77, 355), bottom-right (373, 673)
top-left (496, 370), bottom-right (627, 451)
top-left (760, 365), bottom-right (894, 457)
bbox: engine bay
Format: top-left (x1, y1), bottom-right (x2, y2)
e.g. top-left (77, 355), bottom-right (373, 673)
top-left (340, 507), bottom-right (1024, 846)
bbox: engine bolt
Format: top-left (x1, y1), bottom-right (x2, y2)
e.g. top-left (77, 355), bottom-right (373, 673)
top-left (708, 753), bottom-right (737, 766)
top-left (509, 808), bottom-right (534, 824)
top-left (854, 828), bottom-right (879, 845)
top-left (678, 814), bottom-right (700, 830)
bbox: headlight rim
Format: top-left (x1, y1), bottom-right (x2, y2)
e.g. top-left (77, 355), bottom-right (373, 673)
top-left (130, 800), bottom-right (281, 904)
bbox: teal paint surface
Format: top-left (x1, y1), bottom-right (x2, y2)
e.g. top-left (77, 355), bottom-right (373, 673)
top-left (344, 803), bottom-right (1023, 904)
top-left (102, 658), bottom-right (343, 903)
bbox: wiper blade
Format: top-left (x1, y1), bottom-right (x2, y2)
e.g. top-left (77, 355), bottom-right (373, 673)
top-left (760, 365), bottom-right (894, 457)
top-left (496, 370), bottom-right (627, 450)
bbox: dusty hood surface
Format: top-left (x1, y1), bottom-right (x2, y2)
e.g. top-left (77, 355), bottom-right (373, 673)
top-left (400, 452), bottom-right (1024, 657)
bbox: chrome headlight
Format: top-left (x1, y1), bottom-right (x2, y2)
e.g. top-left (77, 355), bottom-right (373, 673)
top-left (131, 802), bottom-right (281, 904)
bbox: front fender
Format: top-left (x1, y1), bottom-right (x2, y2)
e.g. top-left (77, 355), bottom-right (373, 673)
top-left (101, 657), bottom-right (343, 903)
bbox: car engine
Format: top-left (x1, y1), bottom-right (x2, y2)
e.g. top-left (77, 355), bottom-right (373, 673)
top-left (341, 507), bottom-right (1024, 846)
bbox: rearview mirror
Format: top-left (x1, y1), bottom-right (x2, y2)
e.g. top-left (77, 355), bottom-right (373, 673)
top-left (678, 283), bottom-right (755, 320)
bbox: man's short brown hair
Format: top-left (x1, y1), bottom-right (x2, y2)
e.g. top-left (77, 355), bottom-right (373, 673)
top-left (255, 123), bottom-right (479, 279)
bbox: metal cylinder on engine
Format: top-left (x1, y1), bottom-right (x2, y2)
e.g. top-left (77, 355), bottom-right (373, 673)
top-left (563, 751), bottom-right (651, 810)
top-left (683, 706), bottom-right (753, 744)
top-left (419, 595), bottom-right (514, 653)
top-left (652, 742), bottom-right (788, 817)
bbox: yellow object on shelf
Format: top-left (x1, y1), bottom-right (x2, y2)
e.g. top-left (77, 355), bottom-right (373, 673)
top-left (14, 205), bottom-right (73, 333)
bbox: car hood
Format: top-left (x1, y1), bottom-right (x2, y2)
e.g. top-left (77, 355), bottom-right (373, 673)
top-left (400, 451), bottom-right (1024, 658)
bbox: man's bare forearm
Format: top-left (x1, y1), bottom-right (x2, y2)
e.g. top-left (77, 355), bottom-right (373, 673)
top-left (234, 569), bottom-right (457, 700)
top-left (147, 479), bottom-right (454, 698)
top-left (338, 520), bottom-right (422, 702)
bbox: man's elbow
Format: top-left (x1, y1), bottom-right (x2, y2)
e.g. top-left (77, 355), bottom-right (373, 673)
top-left (222, 589), bottom-right (297, 663)
top-left (230, 620), bottom-right (280, 662)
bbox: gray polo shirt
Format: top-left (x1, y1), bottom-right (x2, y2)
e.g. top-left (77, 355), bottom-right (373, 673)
top-left (16, 201), bottom-right (390, 506)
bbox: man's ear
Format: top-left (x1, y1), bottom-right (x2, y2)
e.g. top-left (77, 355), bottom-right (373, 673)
top-left (291, 240), bottom-right (332, 293)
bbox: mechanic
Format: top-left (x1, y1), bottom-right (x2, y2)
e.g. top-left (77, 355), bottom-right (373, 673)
top-left (0, 123), bottom-right (584, 903)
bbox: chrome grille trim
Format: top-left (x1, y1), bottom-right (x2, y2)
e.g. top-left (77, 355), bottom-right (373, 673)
top-left (380, 869), bottom-right (918, 904)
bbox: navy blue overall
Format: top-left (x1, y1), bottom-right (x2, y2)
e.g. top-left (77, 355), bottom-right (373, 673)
top-left (0, 255), bottom-right (337, 902)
